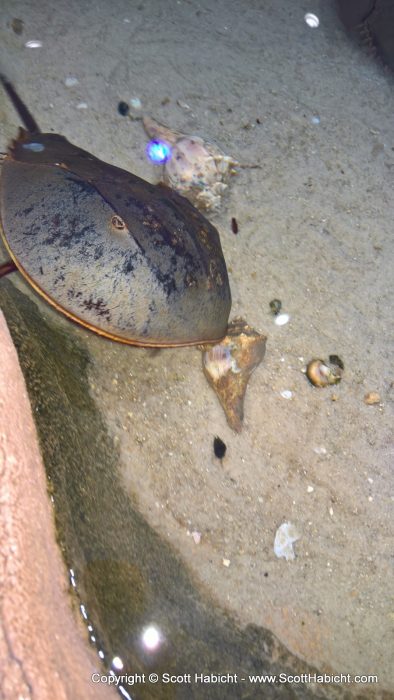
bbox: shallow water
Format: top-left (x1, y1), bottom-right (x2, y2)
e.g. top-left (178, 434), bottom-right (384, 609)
top-left (0, 0), bottom-right (393, 698)
top-left (0, 279), bottom-right (341, 700)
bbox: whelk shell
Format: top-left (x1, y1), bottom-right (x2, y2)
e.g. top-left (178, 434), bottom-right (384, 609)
top-left (143, 116), bottom-right (238, 211)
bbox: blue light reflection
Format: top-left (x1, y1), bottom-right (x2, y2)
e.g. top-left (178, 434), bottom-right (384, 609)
top-left (146, 139), bottom-right (172, 164)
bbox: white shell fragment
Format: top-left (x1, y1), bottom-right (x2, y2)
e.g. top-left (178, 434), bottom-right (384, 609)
top-left (191, 530), bottom-right (201, 545)
top-left (274, 522), bottom-right (301, 561)
top-left (304, 13), bottom-right (320, 28)
top-left (143, 116), bottom-right (238, 210)
top-left (25, 40), bottom-right (43, 48)
top-left (64, 76), bottom-right (79, 87)
top-left (280, 389), bottom-right (293, 399)
top-left (130, 97), bottom-right (142, 110)
top-left (274, 313), bottom-right (290, 326)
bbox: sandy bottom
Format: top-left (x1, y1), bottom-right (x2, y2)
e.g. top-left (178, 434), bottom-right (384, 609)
top-left (0, 0), bottom-right (393, 693)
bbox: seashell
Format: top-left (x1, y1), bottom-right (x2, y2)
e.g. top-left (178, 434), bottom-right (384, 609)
top-left (201, 318), bottom-right (266, 432)
top-left (364, 391), bottom-right (381, 405)
top-left (274, 522), bottom-right (301, 561)
top-left (143, 116), bottom-right (238, 211)
top-left (306, 358), bottom-right (342, 387)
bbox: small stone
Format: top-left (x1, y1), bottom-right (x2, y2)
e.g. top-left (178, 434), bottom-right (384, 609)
top-left (76, 102), bottom-right (88, 109)
top-left (65, 76), bottom-right (79, 87)
top-left (191, 531), bottom-right (201, 545)
top-left (304, 12), bottom-right (320, 28)
top-left (280, 389), bottom-right (292, 399)
top-left (213, 436), bottom-right (226, 459)
top-left (313, 446), bottom-right (327, 455)
top-left (25, 39), bottom-right (42, 48)
top-left (222, 558), bottom-right (231, 567)
top-left (117, 101), bottom-right (129, 116)
top-left (130, 97), bottom-right (142, 110)
top-left (176, 99), bottom-right (192, 111)
top-left (269, 299), bottom-right (282, 315)
top-left (364, 391), bottom-right (381, 405)
top-left (274, 313), bottom-right (290, 326)
top-left (11, 18), bottom-right (24, 35)
top-left (307, 485), bottom-right (314, 493)
top-left (274, 522), bottom-right (301, 561)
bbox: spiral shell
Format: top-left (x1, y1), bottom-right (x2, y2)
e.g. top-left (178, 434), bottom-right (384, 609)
top-left (143, 116), bottom-right (238, 211)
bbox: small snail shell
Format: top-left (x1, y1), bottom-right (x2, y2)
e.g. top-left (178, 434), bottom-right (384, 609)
top-left (306, 359), bottom-right (342, 387)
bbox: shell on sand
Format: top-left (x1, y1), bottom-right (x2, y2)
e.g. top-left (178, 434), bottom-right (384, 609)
top-left (201, 318), bottom-right (267, 432)
top-left (143, 116), bottom-right (238, 211)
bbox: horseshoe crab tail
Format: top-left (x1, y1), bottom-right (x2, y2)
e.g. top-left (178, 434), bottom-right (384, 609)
top-left (0, 74), bottom-right (41, 134)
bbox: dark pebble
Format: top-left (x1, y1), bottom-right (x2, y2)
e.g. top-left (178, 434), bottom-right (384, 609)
top-left (213, 436), bottom-right (227, 459)
top-left (269, 299), bottom-right (282, 315)
top-left (118, 101), bottom-right (129, 116)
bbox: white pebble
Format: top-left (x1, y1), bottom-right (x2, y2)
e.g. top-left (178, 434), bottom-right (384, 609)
top-left (313, 446), bottom-right (327, 455)
top-left (280, 390), bottom-right (293, 400)
top-left (329, 507), bottom-right (334, 516)
top-left (304, 13), bottom-right (319, 28)
top-left (222, 558), bottom-right (231, 567)
top-left (274, 313), bottom-right (290, 326)
top-left (307, 485), bottom-right (314, 493)
top-left (177, 99), bottom-right (191, 111)
top-left (311, 115), bottom-right (320, 124)
top-left (65, 76), bottom-right (79, 87)
top-left (25, 40), bottom-right (43, 48)
top-left (76, 102), bottom-right (88, 109)
top-left (191, 531), bottom-right (201, 545)
top-left (130, 97), bottom-right (142, 110)
top-left (274, 522), bottom-right (301, 561)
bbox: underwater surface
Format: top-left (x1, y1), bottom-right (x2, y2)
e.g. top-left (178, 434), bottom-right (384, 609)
top-left (0, 1), bottom-right (393, 698)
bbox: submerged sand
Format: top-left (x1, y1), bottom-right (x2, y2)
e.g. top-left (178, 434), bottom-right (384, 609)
top-left (0, 0), bottom-right (393, 694)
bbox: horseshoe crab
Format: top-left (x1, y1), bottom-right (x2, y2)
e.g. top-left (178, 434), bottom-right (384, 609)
top-left (0, 75), bottom-right (231, 347)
